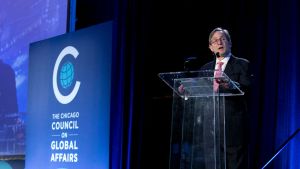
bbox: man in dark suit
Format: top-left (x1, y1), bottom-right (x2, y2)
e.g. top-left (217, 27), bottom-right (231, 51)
top-left (201, 27), bottom-right (251, 169)
top-left (0, 59), bottom-right (19, 152)
top-left (0, 59), bottom-right (18, 119)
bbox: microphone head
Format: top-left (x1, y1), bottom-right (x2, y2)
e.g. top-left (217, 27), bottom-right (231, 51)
top-left (214, 52), bottom-right (220, 58)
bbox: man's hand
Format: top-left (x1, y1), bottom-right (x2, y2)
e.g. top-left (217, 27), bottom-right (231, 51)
top-left (215, 77), bottom-right (230, 89)
top-left (178, 84), bottom-right (185, 93)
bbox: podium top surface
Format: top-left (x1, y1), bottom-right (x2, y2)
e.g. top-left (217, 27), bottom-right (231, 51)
top-left (158, 70), bottom-right (244, 98)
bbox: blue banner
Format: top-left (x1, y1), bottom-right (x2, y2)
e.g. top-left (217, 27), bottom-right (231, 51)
top-left (26, 21), bottom-right (112, 169)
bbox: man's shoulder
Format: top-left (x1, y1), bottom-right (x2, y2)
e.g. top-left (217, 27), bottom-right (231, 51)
top-left (0, 60), bottom-right (14, 75)
top-left (231, 55), bottom-right (250, 64)
top-left (200, 60), bottom-right (215, 70)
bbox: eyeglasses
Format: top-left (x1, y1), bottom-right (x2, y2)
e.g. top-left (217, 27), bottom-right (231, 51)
top-left (210, 38), bottom-right (227, 45)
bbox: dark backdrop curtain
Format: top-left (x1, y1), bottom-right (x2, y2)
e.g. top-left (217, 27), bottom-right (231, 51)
top-left (250, 0), bottom-right (300, 168)
top-left (107, 0), bottom-right (300, 168)
top-left (110, 0), bottom-right (146, 169)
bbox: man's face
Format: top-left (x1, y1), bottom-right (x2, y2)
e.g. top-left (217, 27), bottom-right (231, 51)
top-left (209, 31), bottom-right (232, 57)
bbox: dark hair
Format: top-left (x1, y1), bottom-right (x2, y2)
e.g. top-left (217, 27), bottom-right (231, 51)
top-left (208, 27), bottom-right (232, 44)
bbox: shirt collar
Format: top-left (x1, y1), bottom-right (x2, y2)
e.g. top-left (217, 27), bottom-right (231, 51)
top-left (215, 53), bottom-right (231, 63)
top-left (214, 53), bottom-right (231, 71)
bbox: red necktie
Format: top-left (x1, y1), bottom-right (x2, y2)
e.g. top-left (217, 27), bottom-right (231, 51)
top-left (213, 61), bottom-right (224, 92)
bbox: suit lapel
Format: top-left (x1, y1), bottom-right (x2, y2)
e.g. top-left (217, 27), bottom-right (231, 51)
top-left (211, 61), bottom-right (216, 70)
top-left (224, 55), bottom-right (235, 76)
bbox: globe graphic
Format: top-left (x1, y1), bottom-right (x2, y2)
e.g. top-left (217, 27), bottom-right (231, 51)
top-left (59, 61), bottom-right (74, 89)
top-left (0, 161), bottom-right (12, 169)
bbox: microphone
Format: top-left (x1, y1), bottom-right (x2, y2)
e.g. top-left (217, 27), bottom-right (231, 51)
top-left (214, 52), bottom-right (220, 58)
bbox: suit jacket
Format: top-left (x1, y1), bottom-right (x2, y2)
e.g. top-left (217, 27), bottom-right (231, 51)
top-left (0, 60), bottom-right (18, 116)
top-left (201, 55), bottom-right (251, 146)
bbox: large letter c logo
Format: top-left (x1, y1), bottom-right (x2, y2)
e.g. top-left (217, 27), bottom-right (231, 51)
top-left (53, 46), bottom-right (81, 104)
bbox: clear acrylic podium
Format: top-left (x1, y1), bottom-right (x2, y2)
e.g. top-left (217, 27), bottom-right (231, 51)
top-left (158, 70), bottom-right (244, 169)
